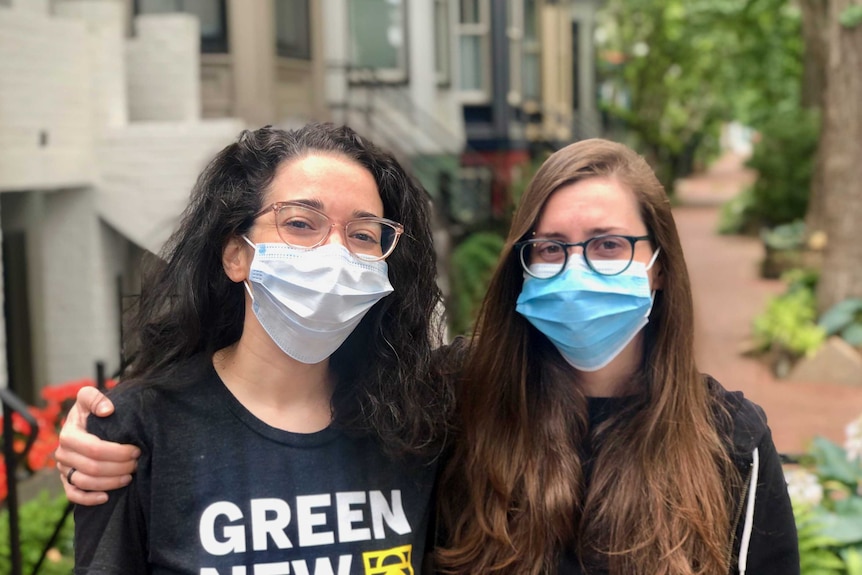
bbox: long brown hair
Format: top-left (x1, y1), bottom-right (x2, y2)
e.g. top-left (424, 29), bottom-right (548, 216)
top-left (436, 139), bottom-right (739, 574)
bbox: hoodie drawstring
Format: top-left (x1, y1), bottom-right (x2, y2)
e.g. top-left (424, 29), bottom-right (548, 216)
top-left (738, 447), bottom-right (760, 575)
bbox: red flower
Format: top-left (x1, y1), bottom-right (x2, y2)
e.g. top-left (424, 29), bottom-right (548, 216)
top-left (0, 460), bottom-right (7, 502)
top-left (40, 379), bottom-right (96, 404)
top-left (0, 376), bottom-right (121, 502)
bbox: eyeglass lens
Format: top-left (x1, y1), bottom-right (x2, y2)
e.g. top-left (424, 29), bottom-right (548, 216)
top-left (274, 204), bottom-right (399, 260)
top-left (521, 235), bottom-right (636, 278)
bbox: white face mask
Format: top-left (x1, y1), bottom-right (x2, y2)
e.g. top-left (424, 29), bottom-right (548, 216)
top-left (242, 238), bottom-right (394, 364)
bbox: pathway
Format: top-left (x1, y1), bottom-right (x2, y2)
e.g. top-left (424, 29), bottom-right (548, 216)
top-left (674, 153), bottom-right (862, 456)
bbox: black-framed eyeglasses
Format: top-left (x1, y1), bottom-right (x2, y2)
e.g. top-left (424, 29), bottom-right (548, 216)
top-left (254, 201), bottom-right (404, 262)
top-left (515, 235), bottom-right (652, 278)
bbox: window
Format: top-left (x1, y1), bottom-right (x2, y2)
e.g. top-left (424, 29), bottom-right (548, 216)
top-left (460, 0), bottom-right (481, 23)
top-left (135, 0), bottom-right (228, 53)
top-left (348, 0), bottom-right (408, 83)
top-left (434, 0), bottom-right (451, 85)
top-left (523, 0), bottom-right (541, 102)
top-left (506, 0), bottom-right (541, 106)
top-left (275, 0), bottom-right (311, 60)
top-left (507, 0), bottom-right (523, 106)
top-left (457, 0), bottom-right (490, 102)
top-left (572, 21), bottom-right (580, 111)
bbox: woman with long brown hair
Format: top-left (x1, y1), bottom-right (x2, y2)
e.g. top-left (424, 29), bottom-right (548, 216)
top-left (434, 139), bottom-right (797, 574)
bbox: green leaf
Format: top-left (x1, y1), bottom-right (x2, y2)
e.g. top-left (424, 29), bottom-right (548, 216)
top-left (841, 323), bottom-right (862, 347)
top-left (840, 5), bottom-right (862, 28)
top-left (844, 547), bottom-right (862, 575)
top-left (449, 231), bottom-right (506, 335)
top-left (811, 436), bottom-right (862, 485)
top-left (818, 298), bottom-right (862, 335)
top-left (813, 507), bottom-right (862, 545)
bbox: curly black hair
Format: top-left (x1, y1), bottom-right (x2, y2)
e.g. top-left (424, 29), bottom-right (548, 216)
top-left (124, 123), bottom-right (450, 456)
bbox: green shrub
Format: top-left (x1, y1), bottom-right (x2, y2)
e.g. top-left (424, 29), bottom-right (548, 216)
top-left (0, 490), bottom-right (74, 575)
top-left (794, 504), bottom-right (845, 575)
top-left (744, 107), bottom-right (819, 229)
top-left (786, 415), bottom-right (862, 574)
top-left (448, 231), bottom-right (506, 336)
top-left (783, 268), bottom-right (820, 293)
top-left (819, 299), bottom-right (862, 348)
top-left (758, 221), bottom-right (820, 279)
top-left (753, 286), bottom-right (826, 358)
top-left (761, 220), bottom-right (807, 251)
top-left (717, 186), bottom-right (758, 235)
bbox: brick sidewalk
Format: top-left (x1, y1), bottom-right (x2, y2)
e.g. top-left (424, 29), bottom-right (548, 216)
top-left (674, 154), bottom-right (862, 455)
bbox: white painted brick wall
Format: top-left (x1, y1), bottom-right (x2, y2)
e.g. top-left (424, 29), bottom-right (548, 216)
top-left (40, 188), bottom-right (102, 384)
top-left (0, 200), bottom-right (7, 390)
top-left (38, 190), bottom-right (132, 385)
top-left (0, 3), bottom-right (245, 391)
top-left (0, 8), bottom-right (95, 190)
top-left (10, 0), bottom-right (49, 14)
top-left (127, 14), bottom-right (201, 122)
top-left (91, 221), bottom-right (134, 380)
top-left (54, 0), bottom-right (129, 131)
top-left (96, 119), bottom-right (245, 254)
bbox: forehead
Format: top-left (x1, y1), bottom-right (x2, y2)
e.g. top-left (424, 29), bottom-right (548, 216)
top-left (535, 176), bottom-right (644, 237)
top-left (266, 153), bottom-right (383, 213)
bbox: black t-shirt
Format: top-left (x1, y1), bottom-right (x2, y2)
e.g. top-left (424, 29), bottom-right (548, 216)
top-left (74, 357), bottom-right (437, 574)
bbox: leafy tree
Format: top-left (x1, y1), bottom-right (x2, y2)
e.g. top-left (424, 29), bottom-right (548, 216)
top-left (597, 0), bottom-right (804, 185)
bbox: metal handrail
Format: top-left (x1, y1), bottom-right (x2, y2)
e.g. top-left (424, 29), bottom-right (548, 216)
top-left (2, 386), bottom-right (40, 575)
top-left (2, 362), bottom-right (115, 575)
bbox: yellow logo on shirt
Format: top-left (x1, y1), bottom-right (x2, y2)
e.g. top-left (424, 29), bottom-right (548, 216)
top-left (362, 544), bottom-right (414, 574)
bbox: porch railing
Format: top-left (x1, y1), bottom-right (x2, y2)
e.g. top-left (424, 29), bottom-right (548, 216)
top-left (2, 361), bottom-right (111, 575)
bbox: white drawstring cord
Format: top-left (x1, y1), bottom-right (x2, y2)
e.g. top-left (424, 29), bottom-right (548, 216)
top-left (738, 447), bottom-right (760, 575)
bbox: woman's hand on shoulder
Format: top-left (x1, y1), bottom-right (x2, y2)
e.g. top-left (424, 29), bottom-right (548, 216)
top-left (55, 386), bottom-right (141, 505)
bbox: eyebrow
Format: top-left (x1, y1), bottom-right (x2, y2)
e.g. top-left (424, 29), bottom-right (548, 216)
top-left (285, 198), bottom-right (382, 220)
top-left (534, 226), bottom-right (628, 239)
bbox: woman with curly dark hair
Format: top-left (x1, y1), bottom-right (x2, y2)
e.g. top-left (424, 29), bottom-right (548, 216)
top-left (68, 123), bottom-right (451, 574)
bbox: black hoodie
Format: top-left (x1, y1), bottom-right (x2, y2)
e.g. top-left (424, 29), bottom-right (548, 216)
top-left (713, 376), bottom-right (800, 575)
top-left (554, 377), bottom-right (800, 574)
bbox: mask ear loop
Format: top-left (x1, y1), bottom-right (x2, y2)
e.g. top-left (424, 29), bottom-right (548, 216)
top-left (645, 246), bottom-right (662, 271)
top-left (243, 280), bottom-right (255, 303)
top-left (645, 247), bottom-right (662, 303)
top-left (241, 235), bottom-right (256, 302)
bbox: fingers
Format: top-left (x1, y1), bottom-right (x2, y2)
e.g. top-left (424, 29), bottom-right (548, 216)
top-left (58, 461), bottom-right (113, 505)
top-left (58, 459), bottom-right (131, 492)
top-left (76, 386), bottom-right (115, 418)
top-left (58, 386), bottom-right (139, 465)
top-left (54, 385), bottom-right (140, 506)
top-left (55, 439), bottom-right (138, 476)
top-left (57, 425), bottom-right (140, 466)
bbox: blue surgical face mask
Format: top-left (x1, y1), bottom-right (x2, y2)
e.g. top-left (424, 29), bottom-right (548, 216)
top-left (515, 249), bottom-right (660, 372)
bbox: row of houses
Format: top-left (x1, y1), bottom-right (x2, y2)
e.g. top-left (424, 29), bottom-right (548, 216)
top-left (0, 0), bottom-right (603, 403)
